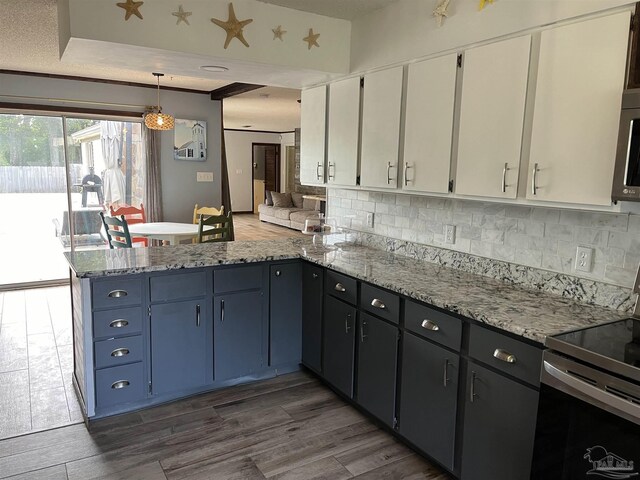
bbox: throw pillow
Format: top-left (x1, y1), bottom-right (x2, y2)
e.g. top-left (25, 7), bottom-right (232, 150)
top-left (302, 198), bottom-right (317, 210)
top-left (271, 192), bottom-right (293, 208)
top-left (291, 192), bottom-right (304, 209)
top-left (265, 190), bottom-right (273, 206)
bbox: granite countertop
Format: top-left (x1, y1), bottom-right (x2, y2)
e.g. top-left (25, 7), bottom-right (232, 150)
top-left (65, 237), bottom-right (628, 344)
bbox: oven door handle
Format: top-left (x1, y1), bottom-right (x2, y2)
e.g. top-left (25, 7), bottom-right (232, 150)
top-left (543, 359), bottom-right (640, 425)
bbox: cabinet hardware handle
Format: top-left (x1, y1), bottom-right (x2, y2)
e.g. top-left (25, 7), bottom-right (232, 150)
top-left (220, 300), bottom-right (225, 323)
top-left (334, 283), bottom-right (346, 292)
top-left (387, 162), bottom-right (394, 185)
top-left (316, 162), bottom-right (323, 180)
top-left (328, 162), bottom-right (335, 180)
top-left (404, 163), bottom-right (412, 186)
top-left (493, 348), bottom-right (516, 364)
top-left (470, 371), bottom-right (478, 403)
top-left (531, 163), bottom-right (539, 196)
top-left (312, 273), bottom-right (319, 279)
top-left (110, 348), bottom-right (129, 357)
top-left (443, 359), bottom-right (450, 387)
top-left (111, 380), bottom-right (130, 389)
top-left (345, 314), bottom-right (351, 334)
top-left (109, 319), bottom-right (129, 328)
top-left (107, 289), bottom-right (128, 298)
top-left (371, 298), bottom-right (386, 310)
top-left (360, 320), bottom-right (367, 343)
top-left (501, 162), bottom-right (509, 193)
top-left (421, 319), bottom-right (439, 331)
top-left (196, 304), bottom-right (201, 327)
top-left (275, 270), bottom-right (281, 277)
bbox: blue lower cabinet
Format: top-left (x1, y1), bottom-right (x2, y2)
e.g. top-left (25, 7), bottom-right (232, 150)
top-left (150, 300), bottom-right (210, 396)
top-left (94, 335), bottom-right (143, 369)
top-left (95, 362), bottom-right (145, 409)
top-left (322, 295), bottom-right (356, 398)
top-left (270, 263), bottom-right (302, 367)
top-left (214, 291), bottom-right (264, 381)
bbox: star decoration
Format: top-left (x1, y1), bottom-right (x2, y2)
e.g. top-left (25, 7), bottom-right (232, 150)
top-left (478, 0), bottom-right (494, 11)
top-left (211, 3), bottom-right (253, 49)
top-left (272, 25), bottom-right (287, 41)
top-left (116, 0), bottom-right (143, 20)
top-left (172, 5), bottom-right (192, 25)
top-left (433, 0), bottom-right (450, 27)
top-left (303, 28), bottom-right (320, 50)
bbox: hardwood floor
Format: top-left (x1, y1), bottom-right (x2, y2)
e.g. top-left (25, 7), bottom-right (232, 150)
top-left (0, 288), bottom-right (83, 441)
top-left (233, 214), bottom-right (305, 241)
top-left (0, 371), bottom-right (452, 480)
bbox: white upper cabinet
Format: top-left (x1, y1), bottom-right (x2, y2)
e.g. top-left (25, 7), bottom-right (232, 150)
top-left (455, 35), bottom-right (531, 199)
top-left (327, 77), bottom-right (360, 186)
top-left (402, 54), bottom-right (458, 194)
top-left (360, 66), bottom-right (404, 189)
top-left (526, 12), bottom-right (630, 206)
top-left (300, 85), bottom-right (327, 185)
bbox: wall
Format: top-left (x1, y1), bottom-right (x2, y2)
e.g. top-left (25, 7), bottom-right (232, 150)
top-left (328, 188), bottom-right (640, 290)
top-left (0, 72), bottom-right (222, 222)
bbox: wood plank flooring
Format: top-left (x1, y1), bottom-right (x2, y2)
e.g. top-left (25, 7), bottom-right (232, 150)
top-left (0, 371), bottom-right (453, 480)
top-left (233, 214), bottom-right (305, 241)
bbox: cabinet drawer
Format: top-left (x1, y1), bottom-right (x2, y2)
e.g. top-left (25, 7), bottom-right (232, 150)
top-left (325, 270), bottom-right (357, 305)
top-left (94, 335), bottom-right (143, 370)
top-left (92, 278), bottom-right (142, 310)
top-left (360, 283), bottom-right (399, 324)
top-left (404, 300), bottom-right (462, 351)
top-left (468, 324), bottom-right (542, 386)
top-left (214, 265), bottom-right (263, 294)
top-left (93, 306), bottom-right (142, 339)
top-left (95, 362), bottom-right (145, 409)
top-left (150, 271), bottom-right (207, 302)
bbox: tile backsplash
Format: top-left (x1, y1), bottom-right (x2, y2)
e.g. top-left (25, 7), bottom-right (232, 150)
top-left (327, 188), bottom-right (640, 289)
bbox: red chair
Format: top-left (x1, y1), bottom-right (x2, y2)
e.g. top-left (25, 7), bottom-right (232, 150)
top-left (109, 204), bottom-right (148, 246)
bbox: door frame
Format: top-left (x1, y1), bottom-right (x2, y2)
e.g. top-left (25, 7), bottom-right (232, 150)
top-left (251, 142), bottom-right (281, 213)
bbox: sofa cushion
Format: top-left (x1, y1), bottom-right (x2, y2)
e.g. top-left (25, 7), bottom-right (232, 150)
top-left (272, 192), bottom-right (293, 208)
top-left (265, 190), bottom-right (273, 206)
top-left (258, 204), bottom-right (275, 216)
top-left (302, 198), bottom-right (318, 211)
top-left (274, 208), bottom-right (302, 220)
top-left (291, 192), bottom-right (304, 209)
top-left (289, 210), bottom-right (321, 224)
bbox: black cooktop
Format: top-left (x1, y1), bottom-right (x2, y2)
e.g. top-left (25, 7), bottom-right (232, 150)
top-left (547, 318), bottom-right (640, 383)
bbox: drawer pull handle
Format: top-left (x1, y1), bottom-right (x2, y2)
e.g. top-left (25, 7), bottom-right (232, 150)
top-left (109, 319), bottom-right (129, 328)
top-left (443, 359), bottom-right (450, 388)
top-left (360, 320), bottom-right (367, 343)
top-left (421, 319), bottom-right (439, 331)
top-left (371, 298), bottom-right (386, 310)
top-left (111, 380), bottom-right (130, 389)
top-left (334, 283), bottom-right (346, 292)
top-left (275, 270), bottom-right (281, 277)
top-left (110, 348), bottom-right (130, 357)
top-left (345, 314), bottom-right (352, 334)
top-left (312, 273), bottom-right (319, 279)
top-left (493, 349), bottom-right (517, 364)
top-left (107, 290), bottom-right (128, 298)
top-left (470, 371), bottom-right (478, 402)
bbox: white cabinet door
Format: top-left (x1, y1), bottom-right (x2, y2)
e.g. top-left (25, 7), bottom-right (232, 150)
top-left (455, 35), bottom-right (531, 199)
top-left (402, 54), bottom-right (458, 194)
top-left (327, 77), bottom-right (360, 186)
top-left (360, 67), bottom-right (403, 189)
top-left (527, 12), bottom-right (629, 206)
top-left (300, 85), bottom-right (327, 185)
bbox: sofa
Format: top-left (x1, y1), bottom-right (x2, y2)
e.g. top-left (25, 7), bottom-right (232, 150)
top-left (258, 192), bottom-right (321, 231)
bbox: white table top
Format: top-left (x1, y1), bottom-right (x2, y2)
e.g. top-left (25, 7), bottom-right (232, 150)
top-left (127, 222), bottom-right (200, 236)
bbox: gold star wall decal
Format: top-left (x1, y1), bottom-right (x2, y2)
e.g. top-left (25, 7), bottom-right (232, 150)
top-left (172, 5), bottom-right (192, 25)
top-left (433, 0), bottom-right (450, 27)
top-left (272, 25), bottom-right (287, 41)
top-left (116, 0), bottom-right (143, 20)
top-left (211, 3), bottom-right (253, 49)
top-left (478, 0), bottom-right (494, 11)
top-left (303, 28), bottom-right (320, 50)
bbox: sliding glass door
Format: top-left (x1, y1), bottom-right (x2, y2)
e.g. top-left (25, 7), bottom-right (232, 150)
top-left (0, 113), bottom-right (145, 288)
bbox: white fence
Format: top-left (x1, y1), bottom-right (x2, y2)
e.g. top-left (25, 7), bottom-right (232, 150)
top-left (0, 165), bottom-right (84, 193)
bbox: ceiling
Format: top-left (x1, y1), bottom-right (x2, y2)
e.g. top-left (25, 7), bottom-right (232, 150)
top-left (0, 0), bottom-right (393, 131)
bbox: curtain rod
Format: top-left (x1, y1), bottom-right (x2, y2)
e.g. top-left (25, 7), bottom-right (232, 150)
top-left (0, 94), bottom-right (148, 110)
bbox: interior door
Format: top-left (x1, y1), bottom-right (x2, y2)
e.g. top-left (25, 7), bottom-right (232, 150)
top-left (252, 143), bottom-right (279, 213)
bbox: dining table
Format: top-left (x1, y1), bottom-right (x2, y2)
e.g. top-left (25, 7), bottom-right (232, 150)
top-left (127, 222), bottom-right (210, 245)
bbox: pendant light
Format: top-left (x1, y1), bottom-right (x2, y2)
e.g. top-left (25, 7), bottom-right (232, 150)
top-left (144, 73), bottom-right (175, 131)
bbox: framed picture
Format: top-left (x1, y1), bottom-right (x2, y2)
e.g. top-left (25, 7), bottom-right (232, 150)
top-left (174, 119), bottom-right (207, 161)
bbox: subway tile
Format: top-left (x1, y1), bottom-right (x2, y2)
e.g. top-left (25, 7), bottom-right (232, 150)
top-left (396, 217), bottom-right (412, 229)
top-left (457, 224), bottom-right (482, 241)
top-left (604, 265), bottom-right (636, 287)
top-left (589, 213), bottom-right (629, 231)
top-left (434, 210), bottom-right (454, 223)
top-left (401, 229), bottom-right (418, 242)
top-left (515, 248), bottom-right (543, 268)
top-left (517, 220), bottom-right (545, 237)
top-left (340, 199), bottom-right (352, 209)
top-left (357, 191), bottom-right (370, 201)
top-left (482, 204), bottom-right (506, 216)
top-left (452, 212), bottom-right (473, 225)
top-left (410, 196), bottom-right (429, 208)
top-left (608, 231), bottom-right (633, 250)
top-left (542, 252), bottom-right (564, 272)
top-left (344, 190), bottom-right (359, 200)
top-left (377, 214), bottom-right (395, 226)
top-left (451, 238), bottom-right (471, 253)
top-left (410, 219), bottom-right (427, 231)
top-left (575, 227), bottom-right (609, 247)
top-left (558, 210), bottom-right (591, 226)
top-left (427, 198), bottom-right (449, 209)
top-left (382, 193), bottom-right (396, 204)
top-left (505, 206), bottom-right (532, 219)
top-left (472, 215), bottom-right (518, 231)
top-left (396, 195), bottom-right (411, 207)
top-left (628, 214), bottom-right (640, 233)
top-left (417, 208), bottom-right (437, 221)
top-left (624, 252), bottom-right (640, 270)
top-left (425, 221), bottom-right (444, 234)
top-left (531, 207), bottom-right (561, 224)
top-left (375, 203), bottom-right (389, 214)
top-left (606, 247), bottom-right (626, 268)
top-left (416, 232), bottom-right (434, 245)
top-left (491, 244), bottom-right (516, 262)
top-left (470, 240), bottom-right (493, 257)
top-left (545, 224), bottom-right (574, 242)
top-left (481, 229), bottom-right (505, 244)
top-left (369, 192), bottom-right (384, 202)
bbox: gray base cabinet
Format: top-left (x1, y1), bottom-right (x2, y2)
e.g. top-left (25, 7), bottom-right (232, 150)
top-left (356, 312), bottom-right (398, 427)
top-left (399, 332), bottom-right (459, 471)
top-left (322, 294), bottom-right (356, 398)
top-left (301, 263), bottom-right (323, 373)
top-left (270, 263), bottom-right (302, 367)
top-left (460, 361), bottom-right (539, 480)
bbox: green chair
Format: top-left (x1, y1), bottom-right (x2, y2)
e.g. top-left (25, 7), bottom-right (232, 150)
top-left (100, 212), bottom-right (133, 249)
top-left (197, 211), bottom-right (234, 243)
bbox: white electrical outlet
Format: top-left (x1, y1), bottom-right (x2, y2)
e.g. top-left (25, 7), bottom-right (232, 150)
top-left (196, 172), bottom-right (214, 182)
top-left (575, 246), bottom-right (594, 273)
top-left (444, 225), bottom-right (456, 244)
top-left (366, 213), bottom-right (374, 228)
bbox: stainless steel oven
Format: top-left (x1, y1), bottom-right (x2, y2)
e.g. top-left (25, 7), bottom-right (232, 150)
top-left (531, 319), bottom-right (640, 479)
top-left (613, 89), bottom-right (640, 202)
